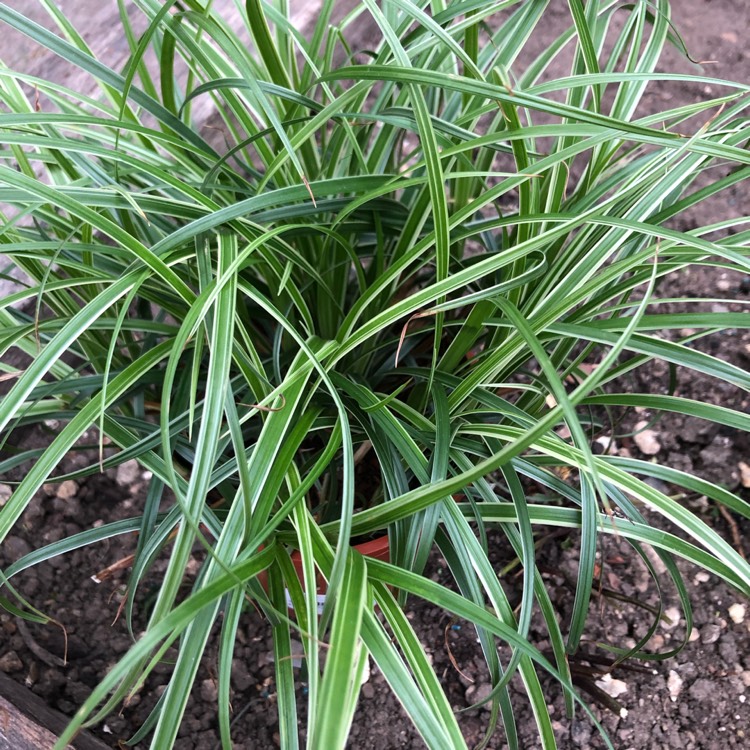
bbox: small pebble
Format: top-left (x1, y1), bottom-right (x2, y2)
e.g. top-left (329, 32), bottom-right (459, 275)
top-left (56, 479), bottom-right (78, 500)
top-left (595, 673), bottom-right (628, 698)
top-left (662, 606), bottom-right (681, 631)
top-left (116, 459), bottom-right (141, 485)
top-left (701, 623), bottom-right (723, 645)
top-left (728, 603), bottom-right (746, 624)
top-left (594, 435), bottom-right (618, 454)
top-left (465, 682), bottom-right (493, 711)
top-left (199, 679), bottom-right (218, 703)
top-left (667, 670), bottom-right (683, 702)
top-left (0, 651), bottom-right (23, 673)
top-left (633, 421), bottom-right (661, 455)
top-left (0, 484), bottom-right (11, 506)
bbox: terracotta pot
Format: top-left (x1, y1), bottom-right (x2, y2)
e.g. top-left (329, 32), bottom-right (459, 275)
top-left (260, 535), bottom-right (390, 613)
top-left (291, 534), bottom-right (389, 579)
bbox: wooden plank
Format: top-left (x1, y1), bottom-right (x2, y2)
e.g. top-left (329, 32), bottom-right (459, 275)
top-left (0, 672), bottom-right (110, 750)
top-left (0, 694), bottom-right (63, 750)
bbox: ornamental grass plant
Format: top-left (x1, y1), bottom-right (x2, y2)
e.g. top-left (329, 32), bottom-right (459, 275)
top-left (0, 0), bottom-right (749, 748)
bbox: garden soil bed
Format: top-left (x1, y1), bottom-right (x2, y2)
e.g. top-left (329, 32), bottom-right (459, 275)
top-left (1, 1), bottom-right (749, 748)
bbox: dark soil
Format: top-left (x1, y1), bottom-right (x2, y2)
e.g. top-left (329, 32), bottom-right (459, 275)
top-left (1, 1), bottom-right (749, 749)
